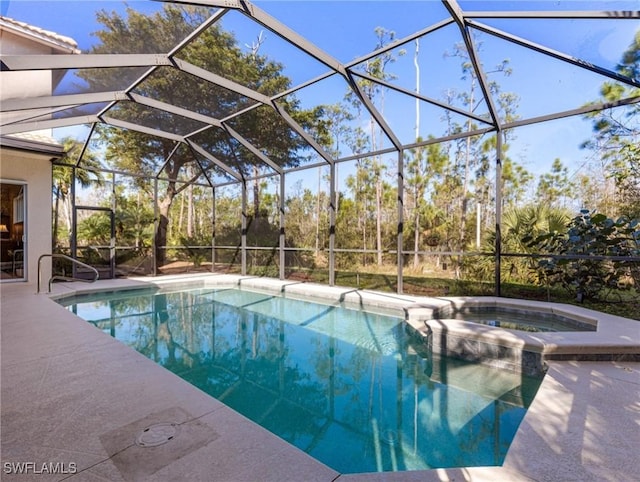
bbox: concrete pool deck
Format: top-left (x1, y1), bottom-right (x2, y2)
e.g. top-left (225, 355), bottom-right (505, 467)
top-left (2, 274), bottom-right (639, 481)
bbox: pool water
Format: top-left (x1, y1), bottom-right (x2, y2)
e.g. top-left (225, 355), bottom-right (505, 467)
top-left (60, 286), bottom-right (542, 474)
top-left (433, 306), bottom-right (596, 332)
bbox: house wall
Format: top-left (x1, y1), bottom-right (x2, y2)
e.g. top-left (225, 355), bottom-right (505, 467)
top-left (1, 19), bottom-right (79, 286)
top-left (0, 149), bottom-right (52, 285)
top-left (0, 71), bottom-right (52, 128)
top-left (0, 29), bottom-right (58, 138)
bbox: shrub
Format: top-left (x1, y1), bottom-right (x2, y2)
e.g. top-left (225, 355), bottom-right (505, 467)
top-left (179, 234), bottom-right (212, 267)
top-left (523, 210), bottom-right (640, 301)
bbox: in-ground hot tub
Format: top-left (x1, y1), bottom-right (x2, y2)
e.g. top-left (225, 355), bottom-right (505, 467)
top-left (431, 304), bottom-right (597, 333)
top-left (404, 298), bottom-right (601, 376)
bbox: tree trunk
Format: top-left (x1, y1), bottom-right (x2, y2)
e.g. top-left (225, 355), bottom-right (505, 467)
top-left (362, 198), bottom-right (367, 268)
top-left (178, 192), bottom-right (184, 233)
top-left (459, 119), bottom-right (473, 253)
top-left (187, 183), bottom-right (193, 237)
top-left (253, 165), bottom-right (260, 219)
top-left (63, 196), bottom-right (73, 238)
top-left (315, 167), bottom-right (321, 255)
top-left (376, 174), bottom-right (383, 266)
top-left (135, 191), bottom-right (141, 249)
top-left (53, 185), bottom-right (61, 248)
top-left (456, 83), bottom-right (476, 277)
top-left (155, 195), bottom-right (174, 266)
top-left (413, 209), bottom-right (420, 269)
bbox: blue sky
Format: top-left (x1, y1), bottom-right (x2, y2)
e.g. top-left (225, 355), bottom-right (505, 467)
top-left (3, 0), bottom-right (639, 190)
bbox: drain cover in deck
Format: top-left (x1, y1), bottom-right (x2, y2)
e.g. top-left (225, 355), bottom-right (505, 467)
top-left (135, 422), bottom-right (180, 447)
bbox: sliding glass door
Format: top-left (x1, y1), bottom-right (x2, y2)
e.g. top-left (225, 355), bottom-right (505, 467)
top-left (0, 180), bottom-right (26, 282)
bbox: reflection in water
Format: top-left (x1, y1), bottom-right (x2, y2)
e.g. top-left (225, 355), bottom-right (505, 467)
top-left (64, 287), bottom-right (542, 474)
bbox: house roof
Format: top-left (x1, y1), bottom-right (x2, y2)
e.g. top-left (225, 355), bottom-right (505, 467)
top-left (1, 132), bottom-right (65, 157)
top-left (0, 16), bottom-right (80, 54)
top-left (0, 16), bottom-right (80, 157)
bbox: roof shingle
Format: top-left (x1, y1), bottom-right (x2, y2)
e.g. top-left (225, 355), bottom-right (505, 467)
top-left (0, 15), bottom-right (80, 53)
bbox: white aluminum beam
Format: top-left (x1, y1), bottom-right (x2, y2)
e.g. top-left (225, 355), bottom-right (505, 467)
top-left (187, 139), bottom-right (244, 181)
top-left (1, 105), bottom-right (81, 126)
top-left (157, 0), bottom-right (245, 9)
top-left (465, 10), bottom-right (640, 19)
top-left (469, 20), bottom-right (640, 89)
top-left (222, 124), bottom-right (283, 174)
top-left (128, 93), bottom-right (223, 127)
top-left (1, 92), bottom-right (128, 112)
top-left (74, 122), bottom-right (97, 167)
top-left (442, 0), bottom-right (501, 127)
top-left (1, 54), bottom-right (172, 71)
top-left (0, 115), bottom-right (99, 135)
top-left (236, 1), bottom-right (345, 74)
top-left (117, 8), bottom-right (231, 107)
top-left (172, 58), bottom-right (271, 104)
top-left (271, 101), bottom-right (336, 164)
top-left (101, 116), bottom-right (184, 142)
top-left (155, 143), bottom-right (184, 179)
top-left (351, 71), bottom-right (493, 126)
top-left (345, 18), bottom-right (455, 69)
top-left (344, 71), bottom-right (403, 149)
top-left (502, 94), bottom-right (640, 130)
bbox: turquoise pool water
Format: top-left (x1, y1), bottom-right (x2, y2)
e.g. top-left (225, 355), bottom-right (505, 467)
top-left (433, 306), bottom-right (596, 332)
top-left (60, 286), bottom-right (542, 474)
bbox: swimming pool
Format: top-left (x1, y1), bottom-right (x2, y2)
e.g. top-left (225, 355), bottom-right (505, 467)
top-left (60, 285), bottom-right (543, 474)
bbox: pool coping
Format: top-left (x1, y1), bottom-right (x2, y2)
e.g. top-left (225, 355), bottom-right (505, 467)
top-left (3, 273), bottom-right (640, 481)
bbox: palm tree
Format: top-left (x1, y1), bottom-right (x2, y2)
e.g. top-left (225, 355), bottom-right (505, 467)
top-left (52, 137), bottom-right (103, 249)
top-left (501, 204), bottom-right (570, 254)
top-left (466, 203), bottom-right (570, 283)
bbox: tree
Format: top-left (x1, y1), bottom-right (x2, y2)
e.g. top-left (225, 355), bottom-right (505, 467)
top-left (114, 184), bottom-right (155, 249)
top-left (79, 5), bottom-right (327, 264)
top-left (52, 138), bottom-right (103, 249)
top-left (582, 30), bottom-right (640, 219)
top-left (441, 35), bottom-right (518, 268)
top-left (536, 158), bottom-right (575, 208)
top-left (404, 140), bottom-right (447, 268)
top-left (347, 27), bottom-right (404, 266)
top-left (501, 158), bottom-right (533, 207)
top-left (322, 102), bottom-right (355, 211)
